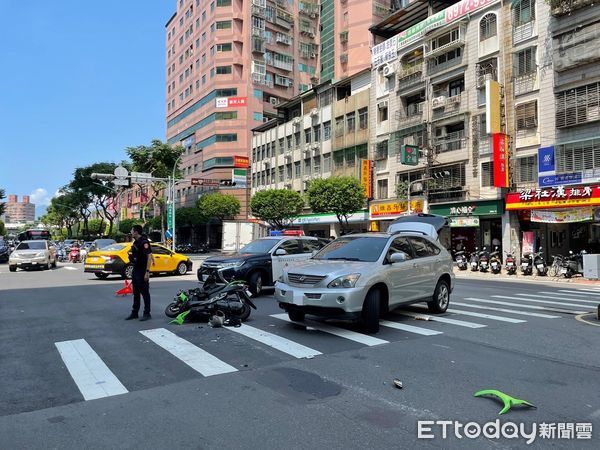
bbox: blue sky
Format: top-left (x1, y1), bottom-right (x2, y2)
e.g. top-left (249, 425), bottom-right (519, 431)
top-left (0, 0), bottom-right (174, 217)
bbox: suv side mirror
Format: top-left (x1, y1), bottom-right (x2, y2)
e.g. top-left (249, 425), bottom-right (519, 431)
top-left (274, 248), bottom-right (288, 256)
top-left (390, 252), bottom-right (407, 264)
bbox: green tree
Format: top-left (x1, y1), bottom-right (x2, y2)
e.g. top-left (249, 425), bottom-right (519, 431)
top-left (196, 193), bottom-right (241, 221)
top-left (119, 218), bottom-right (143, 235)
top-left (175, 207), bottom-right (206, 227)
top-left (87, 218), bottom-right (105, 236)
top-left (125, 140), bottom-right (184, 238)
top-left (306, 176), bottom-right (365, 233)
top-left (0, 219), bottom-right (5, 236)
top-left (0, 188), bottom-right (5, 217)
top-left (250, 189), bottom-right (304, 229)
top-left (45, 193), bottom-right (80, 238)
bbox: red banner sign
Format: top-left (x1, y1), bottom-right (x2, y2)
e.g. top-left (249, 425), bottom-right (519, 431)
top-left (361, 159), bottom-right (372, 199)
top-left (492, 133), bottom-right (509, 188)
top-left (506, 185), bottom-right (600, 210)
top-left (234, 155), bottom-right (249, 168)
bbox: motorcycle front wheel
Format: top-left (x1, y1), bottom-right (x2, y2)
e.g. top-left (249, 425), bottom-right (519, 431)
top-left (233, 303), bottom-right (251, 322)
top-left (165, 302), bottom-right (185, 318)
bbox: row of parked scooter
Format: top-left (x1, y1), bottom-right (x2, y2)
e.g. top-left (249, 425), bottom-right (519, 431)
top-left (453, 246), bottom-right (587, 278)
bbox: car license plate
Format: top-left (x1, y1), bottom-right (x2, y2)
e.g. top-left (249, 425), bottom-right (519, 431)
top-left (86, 264), bottom-right (104, 269)
top-left (22, 260), bottom-right (31, 264)
top-left (507, 262), bottom-right (514, 266)
top-left (89, 257), bottom-right (99, 263)
top-left (522, 263), bottom-right (529, 267)
top-left (537, 264), bottom-right (545, 269)
top-left (561, 268), bottom-right (568, 274)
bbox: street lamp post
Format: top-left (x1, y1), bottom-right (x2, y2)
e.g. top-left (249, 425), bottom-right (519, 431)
top-left (170, 154), bottom-right (183, 251)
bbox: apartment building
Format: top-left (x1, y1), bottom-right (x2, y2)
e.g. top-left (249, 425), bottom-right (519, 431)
top-left (165, 0), bottom-right (320, 217)
top-left (503, 0), bottom-right (600, 255)
top-left (251, 70), bottom-right (372, 237)
top-left (3, 195), bottom-right (36, 224)
top-left (369, 0), bottom-right (558, 253)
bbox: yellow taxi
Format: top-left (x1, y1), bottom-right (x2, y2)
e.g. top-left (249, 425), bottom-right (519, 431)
top-left (84, 242), bottom-right (193, 279)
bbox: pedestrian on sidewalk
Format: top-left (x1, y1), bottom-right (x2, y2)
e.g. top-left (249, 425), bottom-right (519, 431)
top-left (125, 225), bottom-right (153, 321)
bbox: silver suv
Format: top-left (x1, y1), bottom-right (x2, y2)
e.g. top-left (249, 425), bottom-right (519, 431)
top-left (274, 217), bottom-right (454, 333)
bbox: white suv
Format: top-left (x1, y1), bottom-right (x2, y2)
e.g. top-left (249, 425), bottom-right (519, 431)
top-left (9, 240), bottom-right (57, 272)
top-left (274, 215), bottom-right (454, 333)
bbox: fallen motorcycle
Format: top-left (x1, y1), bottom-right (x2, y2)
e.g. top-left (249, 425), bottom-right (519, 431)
top-left (164, 268), bottom-right (256, 323)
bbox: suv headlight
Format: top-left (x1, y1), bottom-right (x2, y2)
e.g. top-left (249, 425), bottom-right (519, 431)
top-left (36, 252), bottom-right (46, 257)
top-left (328, 274), bottom-right (361, 288)
top-left (218, 261), bottom-right (245, 268)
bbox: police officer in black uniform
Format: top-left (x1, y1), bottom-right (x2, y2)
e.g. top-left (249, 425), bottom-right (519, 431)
top-left (125, 225), bottom-right (153, 321)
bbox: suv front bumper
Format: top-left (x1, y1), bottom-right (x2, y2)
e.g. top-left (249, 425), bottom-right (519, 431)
top-left (274, 281), bottom-right (366, 318)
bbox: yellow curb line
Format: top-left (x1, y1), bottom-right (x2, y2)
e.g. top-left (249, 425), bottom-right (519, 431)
top-left (575, 313), bottom-right (600, 327)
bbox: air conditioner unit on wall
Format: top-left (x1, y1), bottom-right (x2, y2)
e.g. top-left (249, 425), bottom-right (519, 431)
top-left (432, 96), bottom-right (446, 109)
top-left (270, 97), bottom-right (279, 105)
top-left (310, 108), bottom-right (318, 116)
top-left (382, 62), bottom-right (396, 78)
top-left (293, 117), bottom-right (302, 125)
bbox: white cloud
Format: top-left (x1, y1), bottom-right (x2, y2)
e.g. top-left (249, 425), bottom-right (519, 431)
top-left (29, 188), bottom-right (52, 206)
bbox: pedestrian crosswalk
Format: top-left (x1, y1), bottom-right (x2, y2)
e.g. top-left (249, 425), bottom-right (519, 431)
top-left (51, 286), bottom-right (597, 402)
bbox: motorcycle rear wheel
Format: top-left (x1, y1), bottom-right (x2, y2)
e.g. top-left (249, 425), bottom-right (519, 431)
top-left (165, 302), bottom-right (184, 318)
top-left (233, 304), bottom-right (251, 322)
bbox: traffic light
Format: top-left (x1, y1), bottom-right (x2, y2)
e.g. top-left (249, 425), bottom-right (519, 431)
top-left (400, 145), bottom-right (420, 166)
top-left (220, 180), bottom-right (237, 187)
top-left (432, 170), bottom-right (450, 179)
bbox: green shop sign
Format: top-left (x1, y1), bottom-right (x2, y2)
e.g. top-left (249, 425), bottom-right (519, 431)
top-left (429, 200), bottom-right (504, 217)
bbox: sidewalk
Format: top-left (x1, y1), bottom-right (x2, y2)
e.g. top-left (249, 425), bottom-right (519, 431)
top-left (453, 266), bottom-right (600, 286)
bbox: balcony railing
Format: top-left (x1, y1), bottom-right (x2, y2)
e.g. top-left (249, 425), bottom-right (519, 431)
top-left (424, 29), bottom-right (466, 58)
top-left (373, 2), bottom-right (392, 18)
top-left (299, 1), bottom-right (319, 17)
top-left (513, 21), bottom-right (535, 45)
top-left (431, 91), bottom-right (468, 120)
top-left (513, 72), bottom-right (538, 96)
top-left (434, 130), bottom-right (467, 153)
top-left (427, 52), bottom-right (464, 76)
top-left (475, 63), bottom-right (497, 88)
top-left (273, 59), bottom-right (293, 71)
top-left (478, 136), bottom-right (491, 156)
top-left (300, 25), bottom-right (316, 37)
top-left (251, 5), bottom-right (265, 17)
top-left (552, 0), bottom-right (595, 16)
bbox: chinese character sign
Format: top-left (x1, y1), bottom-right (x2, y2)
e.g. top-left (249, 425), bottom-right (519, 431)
top-left (361, 159), bottom-right (373, 199)
top-left (493, 133), bottom-right (509, 188)
top-left (506, 185), bottom-right (600, 210)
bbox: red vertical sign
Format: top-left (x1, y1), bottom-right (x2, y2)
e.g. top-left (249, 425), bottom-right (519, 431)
top-left (493, 133), bottom-right (509, 188)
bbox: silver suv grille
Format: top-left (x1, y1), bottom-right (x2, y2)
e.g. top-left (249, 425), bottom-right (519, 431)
top-left (288, 273), bottom-right (326, 286)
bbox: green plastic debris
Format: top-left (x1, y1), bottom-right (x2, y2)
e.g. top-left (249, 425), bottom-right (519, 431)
top-left (474, 389), bottom-right (536, 415)
top-left (170, 310), bottom-right (191, 325)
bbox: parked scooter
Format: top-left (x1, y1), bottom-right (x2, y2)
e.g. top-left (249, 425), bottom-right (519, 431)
top-left (562, 250), bottom-right (586, 278)
top-left (490, 246), bottom-right (502, 274)
top-left (505, 250), bottom-right (517, 275)
top-left (533, 247), bottom-right (548, 276)
top-left (521, 252), bottom-right (534, 275)
top-left (454, 249), bottom-right (468, 271)
top-left (69, 246), bottom-right (81, 263)
top-left (470, 247), bottom-right (480, 271)
top-left (478, 247), bottom-right (490, 272)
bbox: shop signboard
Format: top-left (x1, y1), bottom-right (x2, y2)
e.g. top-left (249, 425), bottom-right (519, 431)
top-left (215, 97), bottom-right (248, 108)
top-left (530, 208), bottom-right (593, 223)
top-left (361, 159), bottom-right (373, 199)
top-left (522, 231), bottom-right (535, 255)
top-left (449, 217), bottom-right (480, 227)
top-left (234, 155), bottom-right (249, 168)
top-left (293, 211), bottom-right (368, 225)
top-left (539, 172), bottom-right (583, 187)
top-left (506, 185), bottom-right (600, 210)
top-left (429, 200), bottom-right (503, 217)
top-left (492, 133), bottom-right (509, 187)
top-left (232, 169), bottom-right (247, 188)
top-left (369, 200), bottom-right (423, 219)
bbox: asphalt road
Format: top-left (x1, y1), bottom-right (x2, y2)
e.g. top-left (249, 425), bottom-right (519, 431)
top-left (0, 262), bottom-right (599, 449)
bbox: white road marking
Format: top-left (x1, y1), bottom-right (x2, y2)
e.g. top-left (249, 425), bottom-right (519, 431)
top-left (467, 297), bottom-right (587, 315)
top-left (451, 302), bottom-right (559, 318)
top-left (55, 339), bottom-right (128, 401)
top-left (270, 314), bottom-right (389, 346)
top-left (494, 295), bottom-right (591, 310)
top-left (140, 328), bottom-right (237, 376)
top-left (379, 320), bottom-right (443, 335)
top-left (523, 292), bottom-right (600, 304)
top-left (557, 289), bottom-right (600, 297)
top-left (63, 266), bottom-right (78, 271)
top-left (446, 309), bottom-right (526, 323)
top-left (394, 311), bottom-right (487, 329)
top-left (225, 324), bottom-right (322, 358)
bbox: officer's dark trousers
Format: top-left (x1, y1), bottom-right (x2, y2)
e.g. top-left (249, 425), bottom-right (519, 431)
top-left (131, 271), bottom-right (151, 315)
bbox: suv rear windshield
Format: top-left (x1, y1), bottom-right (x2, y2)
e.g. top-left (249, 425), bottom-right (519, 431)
top-left (313, 236), bottom-right (389, 262)
top-left (240, 239), bottom-right (280, 254)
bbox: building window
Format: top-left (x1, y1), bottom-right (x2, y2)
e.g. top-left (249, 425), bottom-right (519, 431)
top-left (216, 20), bottom-right (232, 29)
top-left (294, 131), bottom-right (301, 146)
top-left (202, 157), bottom-right (234, 170)
top-left (304, 129), bottom-right (312, 143)
top-left (377, 179), bottom-right (388, 199)
top-left (378, 103), bottom-right (388, 123)
top-left (513, 47), bottom-right (536, 76)
top-left (335, 116), bottom-right (344, 137)
top-left (512, 0), bottom-right (536, 28)
top-left (481, 162), bottom-right (494, 187)
top-left (323, 121), bottom-right (331, 140)
top-left (304, 159), bottom-right (311, 175)
top-left (217, 0), bottom-right (231, 5)
top-left (216, 111), bottom-right (237, 120)
top-left (515, 155), bottom-right (537, 184)
top-left (278, 138), bottom-right (285, 154)
top-left (376, 140), bottom-right (388, 160)
top-left (556, 138), bottom-right (600, 174)
top-left (313, 125), bottom-right (321, 142)
top-left (216, 65), bottom-right (232, 74)
top-left (346, 112), bottom-right (355, 132)
top-left (323, 154), bottom-right (331, 172)
top-left (216, 43), bottom-right (232, 52)
top-left (295, 162), bottom-right (301, 177)
top-left (358, 107), bottom-right (368, 129)
top-left (515, 101), bottom-right (538, 130)
top-left (555, 82), bottom-right (600, 128)
top-left (253, 112), bottom-right (263, 121)
top-left (210, 68), bottom-right (215, 78)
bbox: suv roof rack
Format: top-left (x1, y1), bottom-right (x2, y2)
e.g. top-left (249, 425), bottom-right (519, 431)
top-left (390, 229), bottom-right (428, 236)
